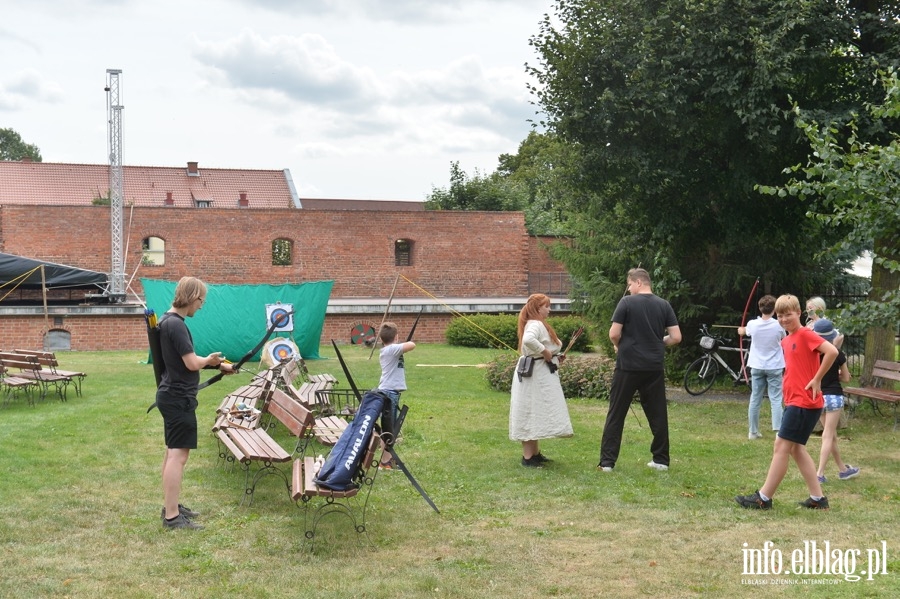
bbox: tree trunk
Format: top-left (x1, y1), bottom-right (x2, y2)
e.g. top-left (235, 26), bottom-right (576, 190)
top-left (862, 238), bottom-right (900, 385)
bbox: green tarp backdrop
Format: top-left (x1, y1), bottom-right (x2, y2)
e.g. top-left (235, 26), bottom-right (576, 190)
top-left (141, 279), bottom-right (333, 361)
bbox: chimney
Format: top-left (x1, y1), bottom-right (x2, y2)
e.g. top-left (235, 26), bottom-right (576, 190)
top-left (238, 192), bottom-right (249, 208)
top-left (187, 161), bottom-right (200, 176)
top-left (164, 191), bottom-right (174, 206)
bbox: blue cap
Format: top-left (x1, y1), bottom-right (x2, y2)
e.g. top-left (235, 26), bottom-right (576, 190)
top-left (813, 318), bottom-right (837, 343)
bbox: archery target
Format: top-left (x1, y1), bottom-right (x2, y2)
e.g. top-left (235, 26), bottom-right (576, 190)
top-left (266, 304), bottom-right (294, 332)
top-left (261, 337), bottom-right (300, 368)
top-left (350, 322), bottom-right (376, 345)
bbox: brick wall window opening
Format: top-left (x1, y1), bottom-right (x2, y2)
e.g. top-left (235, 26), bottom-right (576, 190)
top-left (141, 236), bottom-right (166, 266)
top-left (272, 238), bottom-right (293, 266)
top-left (395, 239), bottom-right (412, 266)
top-left (44, 329), bottom-right (71, 351)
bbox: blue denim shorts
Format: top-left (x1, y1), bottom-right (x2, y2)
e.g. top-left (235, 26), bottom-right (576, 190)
top-left (822, 394), bottom-right (845, 412)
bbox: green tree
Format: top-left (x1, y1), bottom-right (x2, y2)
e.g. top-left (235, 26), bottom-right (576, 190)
top-left (425, 161), bottom-right (526, 213)
top-left (0, 128), bottom-right (42, 162)
top-left (527, 0), bottom-right (900, 337)
top-left (760, 69), bottom-right (900, 373)
top-left (497, 131), bottom-right (580, 236)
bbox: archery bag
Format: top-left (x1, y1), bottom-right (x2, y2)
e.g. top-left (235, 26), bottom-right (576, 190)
top-left (314, 390), bottom-right (389, 491)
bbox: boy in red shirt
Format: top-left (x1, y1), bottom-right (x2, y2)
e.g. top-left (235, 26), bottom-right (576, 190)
top-left (735, 294), bottom-right (838, 510)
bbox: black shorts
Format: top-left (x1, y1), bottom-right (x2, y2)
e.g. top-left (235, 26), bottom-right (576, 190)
top-left (777, 405), bottom-right (822, 445)
top-left (157, 389), bottom-right (199, 449)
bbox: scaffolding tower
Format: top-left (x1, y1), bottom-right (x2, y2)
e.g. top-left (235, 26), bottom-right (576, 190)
top-left (105, 69), bottom-right (125, 302)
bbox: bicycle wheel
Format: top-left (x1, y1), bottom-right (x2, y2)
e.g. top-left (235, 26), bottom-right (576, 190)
top-left (684, 356), bottom-right (718, 396)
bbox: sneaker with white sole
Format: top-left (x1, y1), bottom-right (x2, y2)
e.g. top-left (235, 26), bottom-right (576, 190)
top-left (748, 432), bottom-right (763, 440)
top-left (817, 475), bottom-right (827, 484)
top-left (598, 465), bottom-right (614, 472)
top-left (647, 461), bottom-right (668, 471)
top-left (838, 466), bottom-right (860, 480)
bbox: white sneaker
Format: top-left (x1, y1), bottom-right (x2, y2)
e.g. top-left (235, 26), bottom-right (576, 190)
top-left (599, 466), bottom-right (614, 472)
top-left (748, 432), bottom-right (763, 440)
top-left (647, 461), bottom-right (668, 471)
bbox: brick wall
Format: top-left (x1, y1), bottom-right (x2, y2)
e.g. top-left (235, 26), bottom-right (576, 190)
top-left (1, 205), bottom-right (530, 299)
top-left (1, 205), bottom-right (559, 350)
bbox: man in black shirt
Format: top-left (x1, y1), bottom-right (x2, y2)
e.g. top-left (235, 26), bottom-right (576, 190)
top-left (599, 268), bottom-right (681, 472)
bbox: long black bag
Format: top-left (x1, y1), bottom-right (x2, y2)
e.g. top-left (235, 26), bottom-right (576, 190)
top-left (314, 390), bottom-right (390, 492)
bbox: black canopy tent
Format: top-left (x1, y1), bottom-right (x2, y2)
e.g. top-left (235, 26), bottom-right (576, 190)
top-left (0, 252), bottom-right (109, 295)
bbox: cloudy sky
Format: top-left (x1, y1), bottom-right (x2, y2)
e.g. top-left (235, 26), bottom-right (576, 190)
top-left (1, 0), bottom-right (555, 201)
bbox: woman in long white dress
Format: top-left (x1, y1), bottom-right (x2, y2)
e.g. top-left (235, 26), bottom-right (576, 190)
top-left (509, 293), bottom-right (573, 467)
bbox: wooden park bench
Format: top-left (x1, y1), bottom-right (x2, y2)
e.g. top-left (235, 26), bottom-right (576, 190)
top-left (845, 360), bottom-right (900, 431)
top-left (215, 376), bottom-right (316, 506)
top-left (213, 370), bottom-right (277, 432)
top-left (310, 388), bottom-right (362, 446)
top-left (0, 352), bottom-right (71, 401)
top-left (291, 428), bottom-right (384, 547)
top-left (15, 350), bottom-right (87, 397)
top-left (0, 363), bottom-right (39, 406)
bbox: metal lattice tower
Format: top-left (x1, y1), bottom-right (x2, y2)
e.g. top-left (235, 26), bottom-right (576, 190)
top-left (105, 69), bottom-right (125, 302)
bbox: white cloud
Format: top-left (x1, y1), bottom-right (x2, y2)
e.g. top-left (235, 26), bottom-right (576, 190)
top-left (0, 0), bottom-right (551, 199)
top-left (0, 69), bottom-right (64, 110)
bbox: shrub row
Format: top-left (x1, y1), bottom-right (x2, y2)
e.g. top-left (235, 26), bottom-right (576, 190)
top-left (484, 352), bottom-right (615, 401)
top-left (446, 314), bottom-right (592, 352)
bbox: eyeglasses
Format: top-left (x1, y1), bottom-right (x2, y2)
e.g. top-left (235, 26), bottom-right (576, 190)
top-left (197, 296), bottom-right (206, 305)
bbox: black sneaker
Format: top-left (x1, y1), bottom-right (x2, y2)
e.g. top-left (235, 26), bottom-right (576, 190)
top-left (162, 513), bottom-right (204, 530)
top-left (521, 456), bottom-right (543, 467)
top-left (735, 491), bottom-right (773, 510)
top-left (533, 453), bottom-right (552, 464)
top-left (798, 496), bottom-right (830, 510)
top-left (161, 504), bottom-right (200, 520)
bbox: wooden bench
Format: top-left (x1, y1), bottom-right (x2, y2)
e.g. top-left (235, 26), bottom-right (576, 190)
top-left (0, 352), bottom-right (71, 401)
top-left (213, 370), bottom-right (276, 432)
top-left (0, 363), bottom-right (39, 406)
top-left (292, 428), bottom-right (384, 546)
top-left (845, 360), bottom-right (900, 431)
top-left (215, 379), bottom-right (316, 506)
top-left (310, 388), bottom-right (363, 445)
top-left (14, 350), bottom-right (87, 397)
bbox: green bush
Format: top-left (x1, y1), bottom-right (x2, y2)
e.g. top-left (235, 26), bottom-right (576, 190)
top-left (445, 314), bottom-right (518, 349)
top-left (446, 314), bottom-right (593, 352)
top-left (484, 352), bottom-right (614, 400)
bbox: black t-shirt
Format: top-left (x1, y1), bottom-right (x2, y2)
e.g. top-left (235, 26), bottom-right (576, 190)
top-left (611, 293), bottom-right (678, 371)
top-left (158, 312), bottom-right (200, 395)
top-left (821, 349), bottom-right (847, 396)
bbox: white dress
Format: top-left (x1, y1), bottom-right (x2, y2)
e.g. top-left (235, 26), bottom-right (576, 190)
top-left (509, 320), bottom-right (573, 441)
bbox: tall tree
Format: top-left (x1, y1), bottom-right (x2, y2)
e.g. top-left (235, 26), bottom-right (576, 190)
top-left (527, 0), bottom-right (900, 334)
top-left (760, 69), bottom-right (900, 373)
top-left (0, 128), bottom-right (42, 162)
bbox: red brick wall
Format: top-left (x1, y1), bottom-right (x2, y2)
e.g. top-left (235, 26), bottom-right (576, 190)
top-left (0, 314), bottom-right (146, 351)
top-left (528, 236), bottom-right (570, 272)
top-left (1, 206), bottom-right (551, 350)
top-left (1, 206), bottom-right (529, 299)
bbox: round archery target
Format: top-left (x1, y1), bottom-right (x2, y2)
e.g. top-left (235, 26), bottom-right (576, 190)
top-left (261, 337), bottom-right (299, 368)
top-left (350, 322), bottom-right (376, 345)
top-left (265, 304), bottom-right (294, 332)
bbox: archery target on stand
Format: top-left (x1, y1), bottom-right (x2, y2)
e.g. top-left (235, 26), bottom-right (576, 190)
top-left (260, 337), bottom-right (300, 368)
top-left (265, 304), bottom-right (294, 332)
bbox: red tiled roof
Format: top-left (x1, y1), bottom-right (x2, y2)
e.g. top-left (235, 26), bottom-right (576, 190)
top-left (0, 161), bottom-right (298, 209)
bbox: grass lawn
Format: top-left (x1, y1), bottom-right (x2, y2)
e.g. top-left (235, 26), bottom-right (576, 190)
top-left (1, 344), bottom-right (897, 598)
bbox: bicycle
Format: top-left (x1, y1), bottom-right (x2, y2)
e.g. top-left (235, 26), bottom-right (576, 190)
top-left (683, 324), bottom-right (750, 396)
